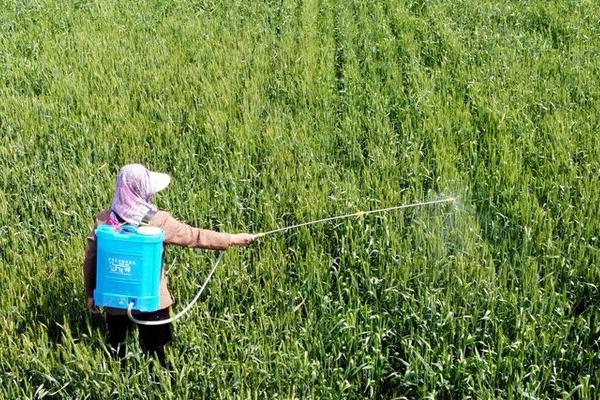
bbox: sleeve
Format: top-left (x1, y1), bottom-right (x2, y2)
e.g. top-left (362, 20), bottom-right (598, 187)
top-left (158, 212), bottom-right (232, 250)
top-left (82, 228), bottom-right (97, 298)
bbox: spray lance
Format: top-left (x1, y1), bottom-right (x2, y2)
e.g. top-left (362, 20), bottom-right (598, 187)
top-left (126, 197), bottom-right (456, 325)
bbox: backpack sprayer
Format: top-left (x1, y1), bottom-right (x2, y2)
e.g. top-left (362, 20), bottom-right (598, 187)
top-left (93, 197), bottom-right (455, 326)
top-left (94, 225), bottom-right (166, 312)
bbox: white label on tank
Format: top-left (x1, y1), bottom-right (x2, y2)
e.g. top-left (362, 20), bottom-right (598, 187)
top-left (108, 257), bottom-right (136, 276)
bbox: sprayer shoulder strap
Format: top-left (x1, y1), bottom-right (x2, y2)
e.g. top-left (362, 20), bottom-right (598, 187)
top-left (110, 209), bottom-right (156, 227)
top-left (141, 210), bottom-right (156, 226)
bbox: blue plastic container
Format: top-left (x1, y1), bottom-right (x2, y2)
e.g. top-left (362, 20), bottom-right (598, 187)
top-left (93, 224), bottom-right (165, 312)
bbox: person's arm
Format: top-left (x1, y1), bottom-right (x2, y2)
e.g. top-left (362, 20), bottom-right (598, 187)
top-left (83, 229), bottom-right (100, 313)
top-left (156, 211), bottom-right (254, 249)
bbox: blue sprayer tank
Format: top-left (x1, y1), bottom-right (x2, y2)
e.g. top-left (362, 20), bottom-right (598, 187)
top-left (93, 224), bottom-right (165, 312)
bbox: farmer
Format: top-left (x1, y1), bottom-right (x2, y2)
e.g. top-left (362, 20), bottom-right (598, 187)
top-left (83, 163), bottom-right (255, 369)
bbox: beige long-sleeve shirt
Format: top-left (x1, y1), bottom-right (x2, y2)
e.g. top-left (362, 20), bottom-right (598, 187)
top-left (83, 209), bottom-right (232, 314)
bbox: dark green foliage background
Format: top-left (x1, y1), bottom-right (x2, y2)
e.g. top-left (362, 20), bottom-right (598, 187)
top-left (0, 0), bottom-right (598, 398)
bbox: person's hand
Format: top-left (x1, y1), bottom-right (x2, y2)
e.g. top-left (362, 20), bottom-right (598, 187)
top-left (87, 297), bottom-right (100, 314)
top-left (229, 233), bottom-right (256, 247)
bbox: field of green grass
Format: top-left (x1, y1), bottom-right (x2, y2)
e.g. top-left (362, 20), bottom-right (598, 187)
top-left (1, 0), bottom-right (599, 398)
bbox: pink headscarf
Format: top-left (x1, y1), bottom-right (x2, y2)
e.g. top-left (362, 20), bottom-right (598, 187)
top-left (108, 164), bottom-right (171, 226)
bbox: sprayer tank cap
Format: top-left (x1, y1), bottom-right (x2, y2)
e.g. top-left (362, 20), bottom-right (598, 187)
top-left (137, 226), bottom-right (163, 236)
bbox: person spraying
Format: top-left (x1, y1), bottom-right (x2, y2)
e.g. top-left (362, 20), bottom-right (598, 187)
top-left (82, 164), bottom-right (255, 369)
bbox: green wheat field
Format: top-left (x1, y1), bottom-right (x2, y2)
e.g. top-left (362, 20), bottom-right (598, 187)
top-left (1, 0), bottom-right (598, 398)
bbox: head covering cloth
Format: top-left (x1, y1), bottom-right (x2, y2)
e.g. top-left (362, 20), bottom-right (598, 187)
top-left (108, 164), bottom-right (169, 226)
